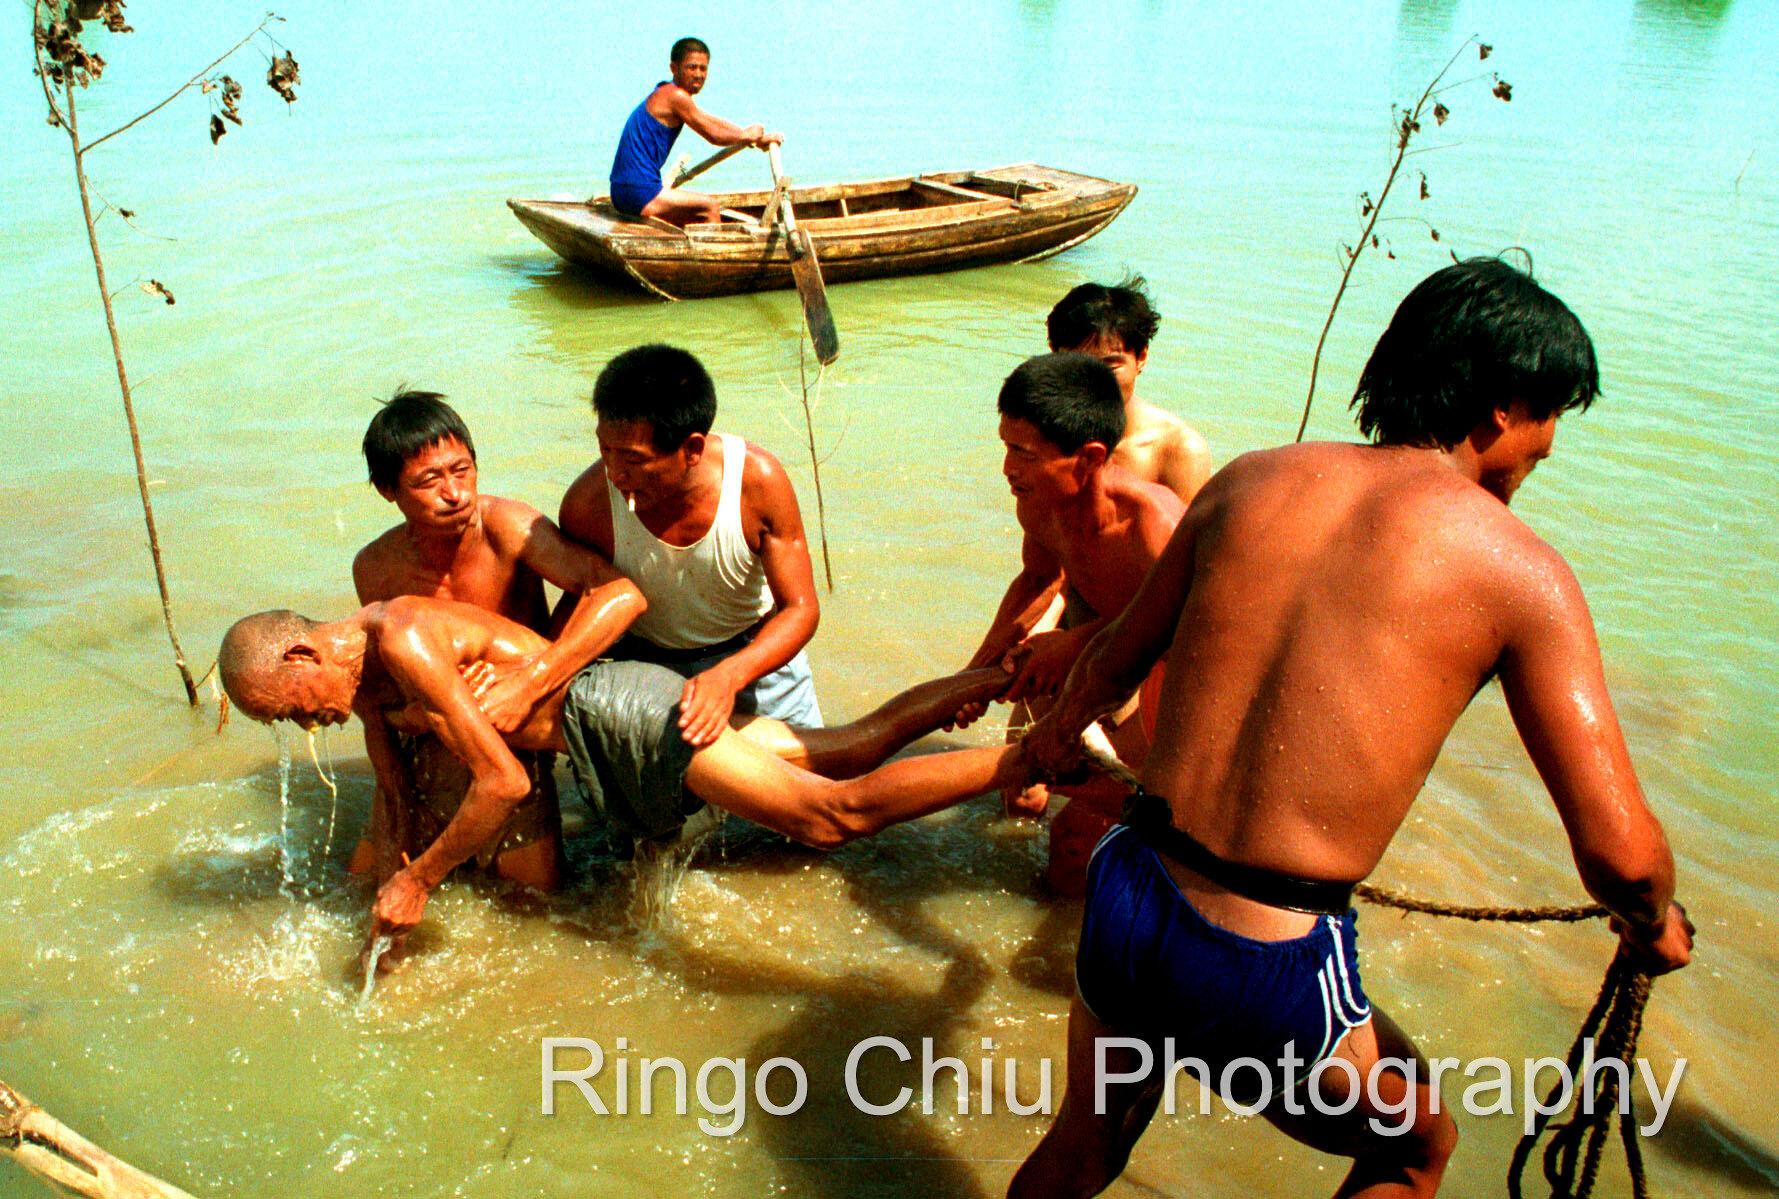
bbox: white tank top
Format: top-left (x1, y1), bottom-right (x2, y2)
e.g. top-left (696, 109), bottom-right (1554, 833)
top-left (609, 432), bottom-right (775, 649)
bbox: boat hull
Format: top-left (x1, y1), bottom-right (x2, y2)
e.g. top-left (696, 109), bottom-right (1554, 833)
top-left (507, 164), bottom-right (1136, 299)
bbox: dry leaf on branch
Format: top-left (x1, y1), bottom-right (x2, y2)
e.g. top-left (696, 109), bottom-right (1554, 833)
top-left (38, 20), bottom-right (106, 85)
top-left (140, 279), bottom-right (175, 305)
top-left (220, 74), bottom-right (243, 125)
top-left (266, 52), bottom-right (300, 104)
top-left (1492, 79), bottom-right (1513, 101)
top-left (97, 0), bottom-right (132, 33)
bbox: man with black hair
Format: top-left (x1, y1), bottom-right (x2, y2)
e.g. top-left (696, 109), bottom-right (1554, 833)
top-left (1010, 258), bottom-right (1691, 1198)
top-left (353, 390), bottom-right (627, 889)
top-left (608, 37), bottom-right (783, 226)
top-left (959, 353), bottom-right (1184, 893)
top-left (559, 344), bottom-right (823, 749)
top-left (1047, 277), bottom-right (1212, 503)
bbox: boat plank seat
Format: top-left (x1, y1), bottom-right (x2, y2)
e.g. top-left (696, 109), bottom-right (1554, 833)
top-left (913, 177), bottom-right (1005, 205)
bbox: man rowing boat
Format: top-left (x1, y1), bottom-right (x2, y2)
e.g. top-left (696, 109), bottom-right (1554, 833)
top-left (608, 37), bottom-right (782, 226)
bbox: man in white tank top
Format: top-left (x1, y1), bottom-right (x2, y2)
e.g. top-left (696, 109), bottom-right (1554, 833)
top-left (560, 344), bottom-right (822, 747)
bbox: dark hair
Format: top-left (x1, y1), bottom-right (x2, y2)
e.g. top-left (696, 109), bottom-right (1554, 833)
top-left (997, 352), bottom-right (1126, 454)
top-left (591, 344), bottom-right (717, 451)
top-left (218, 609), bottom-right (317, 721)
top-left (671, 37), bottom-right (709, 64)
top-left (362, 390), bottom-right (475, 491)
top-left (1352, 256), bottom-right (1600, 449)
top-left (1046, 275), bottom-right (1162, 356)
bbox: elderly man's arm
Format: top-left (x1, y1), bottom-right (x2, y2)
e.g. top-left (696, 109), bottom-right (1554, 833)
top-left (366, 606), bottom-right (534, 946)
top-left (476, 499), bottom-right (646, 732)
top-left (1498, 548), bottom-right (1692, 975)
top-left (353, 702), bottom-right (411, 885)
top-left (677, 447), bottom-right (820, 746)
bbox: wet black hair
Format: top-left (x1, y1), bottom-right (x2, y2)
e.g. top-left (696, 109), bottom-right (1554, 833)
top-left (591, 344), bottom-right (717, 452)
top-left (1046, 275), bottom-right (1162, 356)
top-left (997, 352), bottom-right (1126, 454)
top-left (1353, 255), bottom-right (1600, 449)
top-left (671, 37), bottom-right (709, 64)
top-left (362, 390), bottom-right (475, 492)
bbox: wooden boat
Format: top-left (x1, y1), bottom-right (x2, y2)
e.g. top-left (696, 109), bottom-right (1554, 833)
top-left (506, 164), bottom-right (1136, 300)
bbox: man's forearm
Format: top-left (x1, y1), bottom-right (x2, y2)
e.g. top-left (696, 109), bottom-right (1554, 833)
top-left (1578, 846), bottom-right (1675, 933)
top-left (506, 580), bottom-right (644, 706)
top-left (709, 604), bottom-right (815, 690)
top-left (1047, 617), bottom-right (1159, 740)
top-left (406, 778), bottom-right (528, 889)
top-left (968, 571), bottom-right (1062, 668)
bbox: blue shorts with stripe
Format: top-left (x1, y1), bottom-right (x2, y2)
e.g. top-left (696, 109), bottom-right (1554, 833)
top-left (1076, 825), bottom-right (1373, 1104)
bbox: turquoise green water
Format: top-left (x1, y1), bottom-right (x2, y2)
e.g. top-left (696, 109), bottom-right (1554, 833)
top-left (2, 1), bottom-right (1775, 1195)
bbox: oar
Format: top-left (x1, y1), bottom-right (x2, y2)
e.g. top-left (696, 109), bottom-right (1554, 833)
top-left (767, 145), bottom-right (839, 365)
top-left (672, 142), bottom-right (746, 188)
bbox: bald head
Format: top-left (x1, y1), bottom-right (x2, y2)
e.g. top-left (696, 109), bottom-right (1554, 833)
top-left (218, 609), bottom-right (318, 721)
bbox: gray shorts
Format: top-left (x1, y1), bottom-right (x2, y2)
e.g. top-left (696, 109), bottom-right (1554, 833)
top-left (608, 634), bottom-right (824, 729)
top-left (559, 659), bottom-right (703, 841)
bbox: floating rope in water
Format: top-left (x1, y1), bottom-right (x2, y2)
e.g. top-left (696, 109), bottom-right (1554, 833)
top-left (1354, 883), bottom-right (1606, 924)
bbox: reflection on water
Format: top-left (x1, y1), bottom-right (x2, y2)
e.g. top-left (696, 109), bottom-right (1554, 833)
top-left (497, 254), bottom-right (663, 315)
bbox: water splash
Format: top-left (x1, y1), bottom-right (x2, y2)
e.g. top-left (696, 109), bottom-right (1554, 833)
top-left (308, 726), bottom-right (340, 864)
top-left (272, 726), bottom-right (295, 898)
top-left (358, 934), bottom-right (393, 1006)
top-left (629, 808), bottom-right (725, 930)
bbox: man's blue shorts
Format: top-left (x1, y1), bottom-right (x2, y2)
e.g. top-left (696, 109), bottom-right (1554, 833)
top-left (610, 177), bottom-right (662, 216)
top-left (1075, 824), bottom-right (1373, 1105)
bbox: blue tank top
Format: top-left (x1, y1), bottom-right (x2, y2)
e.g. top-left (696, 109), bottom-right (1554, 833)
top-left (609, 84), bottom-right (682, 189)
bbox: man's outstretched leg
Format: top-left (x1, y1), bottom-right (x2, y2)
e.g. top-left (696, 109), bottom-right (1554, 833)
top-left (682, 667), bottom-right (1027, 848)
top-left (733, 665), bottom-right (1012, 778)
top-left (1009, 995), bottom-right (1164, 1198)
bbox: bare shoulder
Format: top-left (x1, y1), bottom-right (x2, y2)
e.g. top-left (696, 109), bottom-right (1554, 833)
top-left (479, 493), bottom-right (549, 548)
top-left (649, 80), bottom-right (689, 113)
top-left (559, 461), bottom-right (610, 527)
top-left (740, 439), bottom-right (789, 482)
top-left (1131, 474), bottom-right (1187, 525)
top-left (739, 440), bottom-right (803, 509)
top-left (352, 525), bottom-right (408, 602)
top-left (1183, 442), bottom-right (1287, 504)
top-left (1463, 500), bottom-right (1583, 618)
top-left (1130, 400), bottom-right (1200, 444)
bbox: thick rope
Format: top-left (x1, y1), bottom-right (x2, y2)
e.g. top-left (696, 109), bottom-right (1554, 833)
top-left (1508, 949), bottom-right (1653, 1199)
top-left (1075, 747), bottom-right (1655, 1198)
top-left (1353, 883), bottom-right (1605, 923)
